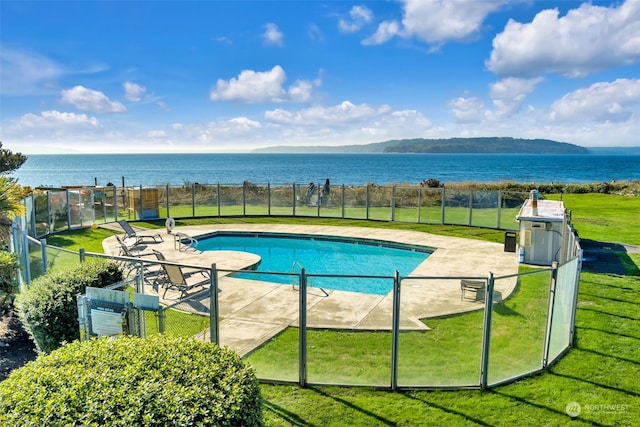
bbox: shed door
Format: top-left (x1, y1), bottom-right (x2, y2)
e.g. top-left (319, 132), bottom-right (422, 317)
top-left (531, 228), bottom-right (553, 265)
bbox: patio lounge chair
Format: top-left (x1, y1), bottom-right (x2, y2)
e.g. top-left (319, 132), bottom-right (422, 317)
top-left (117, 220), bottom-right (163, 246)
top-left (115, 235), bottom-right (156, 258)
top-left (114, 235), bottom-right (159, 277)
top-left (155, 254), bottom-right (210, 299)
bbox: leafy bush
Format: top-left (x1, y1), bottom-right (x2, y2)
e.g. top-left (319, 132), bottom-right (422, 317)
top-left (0, 335), bottom-right (263, 426)
top-left (15, 258), bottom-right (123, 353)
top-left (0, 250), bottom-right (18, 295)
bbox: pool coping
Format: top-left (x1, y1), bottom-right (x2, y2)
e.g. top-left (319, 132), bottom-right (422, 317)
top-left (103, 224), bottom-right (519, 356)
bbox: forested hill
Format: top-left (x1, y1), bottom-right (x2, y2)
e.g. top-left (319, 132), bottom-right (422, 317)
top-left (381, 137), bottom-right (588, 153)
top-left (254, 137), bottom-right (589, 154)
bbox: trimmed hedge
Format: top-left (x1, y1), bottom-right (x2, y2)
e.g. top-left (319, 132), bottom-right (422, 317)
top-left (0, 335), bottom-right (263, 426)
top-left (15, 259), bottom-right (123, 353)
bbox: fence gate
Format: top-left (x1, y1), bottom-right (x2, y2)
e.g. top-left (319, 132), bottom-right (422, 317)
top-left (77, 278), bottom-right (160, 341)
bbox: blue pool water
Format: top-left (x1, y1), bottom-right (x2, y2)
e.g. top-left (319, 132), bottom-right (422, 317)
top-left (197, 233), bottom-right (431, 295)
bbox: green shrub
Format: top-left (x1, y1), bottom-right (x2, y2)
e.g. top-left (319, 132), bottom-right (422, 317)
top-left (15, 259), bottom-right (123, 353)
top-left (0, 250), bottom-right (18, 295)
top-left (0, 335), bottom-right (263, 426)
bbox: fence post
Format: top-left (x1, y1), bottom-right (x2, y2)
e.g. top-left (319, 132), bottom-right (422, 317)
top-left (191, 183), bottom-right (196, 217)
top-left (440, 187), bottom-right (446, 224)
top-left (158, 306), bottom-right (165, 334)
top-left (341, 184), bottom-right (345, 218)
top-left (267, 182), bottom-right (271, 216)
top-left (65, 189), bottom-right (71, 230)
top-left (114, 186), bottom-right (119, 222)
top-left (391, 185), bottom-right (396, 222)
top-left (366, 184), bottom-right (370, 220)
top-left (299, 268), bottom-right (307, 387)
top-left (391, 271), bottom-right (401, 391)
top-left (292, 183), bottom-right (296, 217)
top-left (480, 272), bottom-right (495, 389)
top-left (138, 185), bottom-right (144, 220)
top-left (468, 189), bottom-right (473, 226)
top-left (417, 188), bottom-right (422, 223)
top-left (210, 263), bottom-right (219, 345)
top-left (163, 184), bottom-right (169, 219)
top-left (40, 238), bottom-right (47, 275)
top-left (21, 228), bottom-right (31, 284)
top-left (242, 182), bottom-right (247, 216)
top-left (79, 248), bottom-right (86, 263)
top-left (497, 191), bottom-right (503, 229)
top-left (542, 262), bottom-right (559, 368)
top-left (316, 181), bottom-right (321, 217)
top-left (216, 183), bottom-right (221, 216)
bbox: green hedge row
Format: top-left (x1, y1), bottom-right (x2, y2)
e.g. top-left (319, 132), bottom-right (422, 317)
top-left (0, 335), bottom-right (263, 426)
top-left (15, 259), bottom-right (123, 353)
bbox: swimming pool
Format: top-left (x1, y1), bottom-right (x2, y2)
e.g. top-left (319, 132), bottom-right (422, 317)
top-left (197, 232), bottom-right (432, 295)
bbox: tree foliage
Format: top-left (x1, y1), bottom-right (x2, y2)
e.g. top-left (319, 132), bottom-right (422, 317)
top-left (0, 142), bottom-right (27, 174)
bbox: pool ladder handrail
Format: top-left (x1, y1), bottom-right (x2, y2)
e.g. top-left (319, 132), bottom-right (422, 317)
top-left (291, 261), bottom-right (329, 297)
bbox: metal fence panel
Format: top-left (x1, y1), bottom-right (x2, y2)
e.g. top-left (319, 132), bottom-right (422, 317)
top-left (547, 258), bottom-right (580, 364)
top-left (487, 271), bottom-right (550, 385)
top-left (397, 277), bottom-right (483, 387)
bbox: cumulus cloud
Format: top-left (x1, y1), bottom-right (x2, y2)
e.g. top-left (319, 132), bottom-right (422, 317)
top-left (447, 97), bottom-right (485, 123)
top-left (364, 0), bottom-right (508, 46)
top-left (124, 81), bottom-right (147, 102)
top-left (486, 77), bottom-right (543, 120)
top-left (210, 66), bottom-right (320, 103)
top-left (265, 101), bottom-right (388, 125)
top-left (60, 85), bottom-right (126, 113)
top-left (487, 0), bottom-right (640, 77)
top-left (262, 23), bottom-right (284, 46)
top-left (362, 21), bottom-right (401, 45)
top-left (339, 5), bottom-right (374, 33)
top-left (549, 78), bottom-right (640, 123)
top-left (16, 110), bottom-right (101, 128)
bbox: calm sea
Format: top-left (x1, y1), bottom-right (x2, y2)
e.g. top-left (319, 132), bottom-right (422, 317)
top-left (11, 153), bottom-right (640, 188)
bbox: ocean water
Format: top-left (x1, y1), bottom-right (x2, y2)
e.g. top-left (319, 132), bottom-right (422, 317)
top-left (11, 153), bottom-right (640, 188)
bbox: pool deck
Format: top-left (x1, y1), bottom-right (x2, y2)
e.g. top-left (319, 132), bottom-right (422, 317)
top-left (103, 224), bottom-right (519, 356)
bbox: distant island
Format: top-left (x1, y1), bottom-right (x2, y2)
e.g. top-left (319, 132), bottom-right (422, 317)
top-left (253, 137), bottom-right (590, 154)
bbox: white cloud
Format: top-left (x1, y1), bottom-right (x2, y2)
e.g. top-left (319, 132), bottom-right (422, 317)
top-left (16, 110), bottom-right (101, 128)
top-left (210, 66), bottom-right (319, 104)
top-left (487, 0), bottom-right (640, 77)
top-left (447, 97), bottom-right (485, 123)
top-left (364, 0), bottom-right (508, 46)
top-left (339, 5), bottom-right (374, 33)
top-left (265, 101), bottom-right (385, 125)
top-left (486, 77), bottom-right (543, 120)
top-left (362, 21), bottom-right (401, 45)
top-left (0, 45), bottom-right (64, 95)
top-left (262, 23), bottom-right (284, 46)
top-left (549, 78), bottom-right (640, 123)
top-left (60, 85), bottom-right (126, 113)
top-left (124, 81), bottom-right (147, 102)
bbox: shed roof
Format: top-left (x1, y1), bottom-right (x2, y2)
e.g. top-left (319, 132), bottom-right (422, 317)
top-left (517, 199), bottom-right (565, 222)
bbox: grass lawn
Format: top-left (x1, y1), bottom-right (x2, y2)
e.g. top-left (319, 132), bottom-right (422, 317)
top-left (35, 194), bottom-right (640, 425)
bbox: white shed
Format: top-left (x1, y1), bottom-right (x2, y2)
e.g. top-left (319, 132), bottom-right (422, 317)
top-left (516, 191), bottom-right (566, 266)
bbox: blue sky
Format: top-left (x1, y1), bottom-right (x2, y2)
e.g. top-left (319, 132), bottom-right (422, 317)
top-left (1, 0), bottom-right (639, 154)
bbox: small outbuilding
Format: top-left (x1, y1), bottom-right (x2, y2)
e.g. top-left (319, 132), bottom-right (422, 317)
top-left (516, 190), bottom-right (567, 266)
